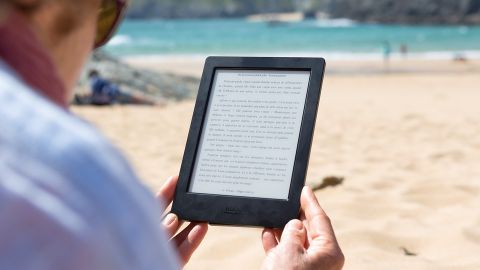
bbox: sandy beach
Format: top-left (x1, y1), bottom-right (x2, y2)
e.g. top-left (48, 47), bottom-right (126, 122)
top-left (73, 57), bottom-right (480, 270)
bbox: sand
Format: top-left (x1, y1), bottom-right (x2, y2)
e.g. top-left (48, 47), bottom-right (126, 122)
top-left (72, 58), bottom-right (480, 270)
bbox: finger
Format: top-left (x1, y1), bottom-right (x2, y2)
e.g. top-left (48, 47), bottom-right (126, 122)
top-left (279, 219), bottom-right (306, 250)
top-left (301, 186), bottom-right (335, 237)
top-left (173, 223), bottom-right (209, 265)
top-left (156, 175), bottom-right (179, 210)
top-left (300, 186), bottom-right (336, 241)
top-left (162, 213), bottom-right (181, 238)
top-left (262, 228), bottom-right (278, 253)
top-left (299, 211), bottom-right (312, 248)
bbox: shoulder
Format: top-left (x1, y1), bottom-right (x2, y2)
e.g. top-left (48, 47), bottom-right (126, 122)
top-left (0, 61), bottom-right (125, 180)
top-left (0, 61), bottom-right (158, 220)
top-left (0, 64), bottom-right (180, 269)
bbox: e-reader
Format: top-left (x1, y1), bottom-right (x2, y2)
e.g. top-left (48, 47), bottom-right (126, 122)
top-left (172, 57), bottom-right (325, 228)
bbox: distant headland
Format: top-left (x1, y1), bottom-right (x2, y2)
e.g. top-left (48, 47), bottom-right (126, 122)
top-left (127, 0), bottom-right (480, 25)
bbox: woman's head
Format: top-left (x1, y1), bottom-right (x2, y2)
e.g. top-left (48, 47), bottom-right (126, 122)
top-left (0, 0), bottom-right (127, 97)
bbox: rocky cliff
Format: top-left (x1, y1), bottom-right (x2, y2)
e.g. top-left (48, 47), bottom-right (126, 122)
top-left (126, 0), bottom-right (480, 25)
top-left (127, 0), bottom-right (297, 19)
top-left (321, 0), bottom-right (480, 24)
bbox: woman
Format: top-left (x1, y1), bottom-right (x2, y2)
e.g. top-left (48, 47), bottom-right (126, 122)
top-left (0, 0), bottom-right (344, 269)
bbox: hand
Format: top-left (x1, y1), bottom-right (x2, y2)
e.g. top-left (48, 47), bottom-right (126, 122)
top-left (157, 176), bottom-right (208, 267)
top-left (261, 186), bottom-right (344, 270)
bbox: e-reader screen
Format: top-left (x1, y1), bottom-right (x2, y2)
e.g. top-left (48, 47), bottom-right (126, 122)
top-left (188, 69), bottom-right (311, 200)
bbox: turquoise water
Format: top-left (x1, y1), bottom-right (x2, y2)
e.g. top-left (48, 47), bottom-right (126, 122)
top-left (105, 19), bottom-right (480, 59)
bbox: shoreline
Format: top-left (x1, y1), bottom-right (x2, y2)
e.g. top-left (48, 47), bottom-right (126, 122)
top-left (117, 50), bottom-right (480, 62)
top-left (123, 55), bottom-right (480, 78)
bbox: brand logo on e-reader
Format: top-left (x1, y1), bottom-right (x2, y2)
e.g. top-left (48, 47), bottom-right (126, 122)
top-left (224, 207), bottom-right (241, 215)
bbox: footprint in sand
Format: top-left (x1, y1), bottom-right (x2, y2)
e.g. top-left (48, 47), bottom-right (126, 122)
top-left (429, 150), bottom-right (466, 162)
top-left (463, 218), bottom-right (480, 245)
top-left (402, 182), bottom-right (475, 208)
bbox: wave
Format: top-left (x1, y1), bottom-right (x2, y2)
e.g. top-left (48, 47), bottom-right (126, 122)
top-left (107, 35), bottom-right (132, 46)
top-left (314, 18), bottom-right (357, 28)
top-left (106, 35), bottom-right (177, 49)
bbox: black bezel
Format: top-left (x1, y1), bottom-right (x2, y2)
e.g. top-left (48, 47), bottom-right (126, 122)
top-left (172, 56), bottom-right (326, 228)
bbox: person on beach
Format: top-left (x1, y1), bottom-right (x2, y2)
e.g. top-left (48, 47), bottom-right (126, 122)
top-left (400, 44), bottom-right (408, 59)
top-left (0, 0), bottom-right (344, 269)
top-left (88, 69), bottom-right (120, 105)
top-left (74, 70), bottom-right (155, 106)
top-left (382, 41), bottom-right (392, 64)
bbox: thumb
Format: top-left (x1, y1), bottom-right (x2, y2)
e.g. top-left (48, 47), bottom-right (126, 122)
top-left (280, 219), bottom-right (307, 250)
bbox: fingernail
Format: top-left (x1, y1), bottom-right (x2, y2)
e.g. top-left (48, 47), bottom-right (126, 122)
top-left (163, 213), bottom-right (177, 226)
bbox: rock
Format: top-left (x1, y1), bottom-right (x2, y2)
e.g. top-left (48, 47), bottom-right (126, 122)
top-left (76, 51), bottom-right (200, 104)
top-left (400, 247), bottom-right (418, 256)
top-left (320, 0), bottom-right (480, 25)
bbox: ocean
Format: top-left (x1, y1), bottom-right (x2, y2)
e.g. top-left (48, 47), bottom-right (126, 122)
top-left (104, 19), bottom-right (480, 60)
